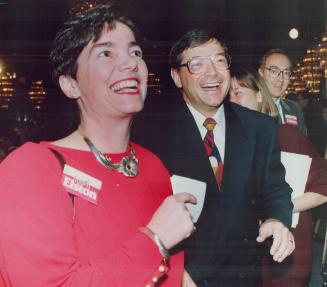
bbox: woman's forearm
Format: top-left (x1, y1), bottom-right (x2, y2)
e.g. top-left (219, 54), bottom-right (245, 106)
top-left (292, 191), bottom-right (327, 213)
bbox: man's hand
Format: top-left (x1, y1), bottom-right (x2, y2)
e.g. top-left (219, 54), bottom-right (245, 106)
top-left (182, 270), bottom-right (197, 287)
top-left (256, 218), bottom-right (295, 262)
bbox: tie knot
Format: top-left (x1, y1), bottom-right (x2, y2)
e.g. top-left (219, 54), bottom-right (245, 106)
top-left (203, 118), bottom-right (216, 132)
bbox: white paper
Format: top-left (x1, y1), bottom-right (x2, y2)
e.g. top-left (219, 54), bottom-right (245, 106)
top-left (280, 151), bottom-right (312, 228)
top-left (170, 175), bottom-right (206, 223)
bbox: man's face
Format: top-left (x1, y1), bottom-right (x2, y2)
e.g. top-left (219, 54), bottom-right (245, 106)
top-left (60, 22), bottom-right (148, 120)
top-left (171, 40), bottom-right (230, 117)
top-left (259, 53), bottom-right (291, 100)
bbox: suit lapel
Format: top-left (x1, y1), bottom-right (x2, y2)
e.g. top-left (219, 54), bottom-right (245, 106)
top-left (281, 99), bottom-right (291, 114)
top-left (220, 103), bottom-right (256, 222)
top-left (168, 101), bottom-right (216, 184)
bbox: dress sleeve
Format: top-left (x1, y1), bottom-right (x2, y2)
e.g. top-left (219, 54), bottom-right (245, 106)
top-left (277, 126), bottom-right (327, 197)
top-left (298, 131), bottom-right (327, 196)
top-left (0, 143), bottom-right (183, 287)
top-left (136, 145), bottom-right (185, 285)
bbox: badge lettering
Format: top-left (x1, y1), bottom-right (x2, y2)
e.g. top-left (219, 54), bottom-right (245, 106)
top-left (61, 164), bottom-right (102, 204)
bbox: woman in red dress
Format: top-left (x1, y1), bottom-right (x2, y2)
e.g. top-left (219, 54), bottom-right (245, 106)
top-left (0, 5), bottom-right (196, 287)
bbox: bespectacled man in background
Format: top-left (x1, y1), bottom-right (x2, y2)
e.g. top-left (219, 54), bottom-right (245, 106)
top-left (259, 49), bottom-right (307, 136)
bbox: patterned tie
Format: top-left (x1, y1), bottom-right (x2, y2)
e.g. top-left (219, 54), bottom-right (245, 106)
top-left (203, 118), bottom-right (223, 189)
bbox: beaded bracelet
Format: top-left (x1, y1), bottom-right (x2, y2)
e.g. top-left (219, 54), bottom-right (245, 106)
top-left (138, 226), bottom-right (170, 263)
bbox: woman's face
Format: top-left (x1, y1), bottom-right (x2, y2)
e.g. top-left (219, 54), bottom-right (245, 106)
top-left (60, 22), bottom-right (148, 121)
top-left (229, 77), bottom-right (262, 111)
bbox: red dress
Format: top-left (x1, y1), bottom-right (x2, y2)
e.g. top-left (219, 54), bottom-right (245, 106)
top-left (262, 125), bottom-right (327, 287)
top-left (0, 142), bottom-right (183, 286)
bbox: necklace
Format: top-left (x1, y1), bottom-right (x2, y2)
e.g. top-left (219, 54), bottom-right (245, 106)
top-left (82, 135), bottom-right (139, 178)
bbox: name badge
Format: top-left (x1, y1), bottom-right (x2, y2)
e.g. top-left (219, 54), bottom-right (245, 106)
top-left (61, 164), bottom-right (102, 205)
top-left (285, 114), bottom-right (298, 126)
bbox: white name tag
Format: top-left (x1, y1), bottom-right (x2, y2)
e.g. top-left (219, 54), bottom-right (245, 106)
top-left (285, 114), bottom-right (298, 126)
top-left (61, 164), bottom-right (102, 205)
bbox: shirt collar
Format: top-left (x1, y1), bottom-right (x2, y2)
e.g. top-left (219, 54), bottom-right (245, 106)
top-left (186, 103), bottom-right (225, 132)
top-left (275, 98), bottom-right (281, 107)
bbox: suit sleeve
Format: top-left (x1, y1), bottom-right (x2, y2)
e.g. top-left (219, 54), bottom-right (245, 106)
top-left (262, 124), bottom-right (294, 228)
top-left (0, 143), bottom-right (183, 287)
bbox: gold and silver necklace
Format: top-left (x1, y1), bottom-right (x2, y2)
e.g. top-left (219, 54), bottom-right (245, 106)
top-left (80, 133), bottom-right (138, 178)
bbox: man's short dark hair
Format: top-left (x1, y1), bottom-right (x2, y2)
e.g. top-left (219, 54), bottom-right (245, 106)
top-left (50, 4), bottom-right (139, 86)
top-left (169, 28), bottom-right (228, 69)
top-left (260, 48), bottom-right (292, 68)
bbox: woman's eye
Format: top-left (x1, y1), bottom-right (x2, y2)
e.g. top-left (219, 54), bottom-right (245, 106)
top-left (132, 50), bottom-right (143, 58)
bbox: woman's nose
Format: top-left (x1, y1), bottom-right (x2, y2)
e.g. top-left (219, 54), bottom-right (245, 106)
top-left (118, 55), bottom-right (138, 72)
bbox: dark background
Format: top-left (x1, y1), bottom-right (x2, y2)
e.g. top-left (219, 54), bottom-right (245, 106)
top-left (0, 0), bottom-right (326, 139)
top-left (0, 0), bottom-right (325, 83)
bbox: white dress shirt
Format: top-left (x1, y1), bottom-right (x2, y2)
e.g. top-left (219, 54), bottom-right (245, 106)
top-left (275, 98), bottom-right (285, 124)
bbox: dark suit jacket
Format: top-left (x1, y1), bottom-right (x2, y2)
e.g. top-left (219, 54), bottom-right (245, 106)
top-left (132, 97), bottom-right (293, 286)
top-left (280, 98), bottom-right (307, 136)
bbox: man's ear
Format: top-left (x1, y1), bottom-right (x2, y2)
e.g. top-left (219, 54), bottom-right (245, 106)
top-left (170, 68), bottom-right (182, 89)
top-left (258, 67), bottom-right (264, 77)
top-left (59, 75), bottom-right (81, 99)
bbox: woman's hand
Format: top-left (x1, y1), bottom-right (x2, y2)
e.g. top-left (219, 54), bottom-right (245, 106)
top-left (147, 192), bottom-right (197, 249)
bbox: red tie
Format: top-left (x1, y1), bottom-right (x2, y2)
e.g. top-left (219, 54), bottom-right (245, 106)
top-left (203, 118), bottom-right (223, 189)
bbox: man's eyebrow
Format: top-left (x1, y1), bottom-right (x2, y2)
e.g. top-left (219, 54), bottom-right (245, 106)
top-left (268, 65), bottom-right (291, 70)
top-left (268, 65), bottom-right (280, 68)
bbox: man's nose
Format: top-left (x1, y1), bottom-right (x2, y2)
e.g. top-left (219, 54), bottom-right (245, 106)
top-left (205, 60), bottom-right (218, 75)
top-left (276, 70), bottom-right (285, 81)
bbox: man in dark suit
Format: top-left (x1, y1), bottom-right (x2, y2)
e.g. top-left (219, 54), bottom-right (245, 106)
top-left (259, 49), bottom-right (307, 136)
top-left (132, 29), bottom-right (294, 287)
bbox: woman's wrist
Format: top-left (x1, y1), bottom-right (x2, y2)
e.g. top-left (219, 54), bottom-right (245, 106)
top-left (138, 226), bottom-right (170, 263)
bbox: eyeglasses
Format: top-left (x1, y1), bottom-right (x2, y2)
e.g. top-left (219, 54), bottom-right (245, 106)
top-left (264, 67), bottom-right (292, 80)
top-left (178, 53), bottom-right (231, 74)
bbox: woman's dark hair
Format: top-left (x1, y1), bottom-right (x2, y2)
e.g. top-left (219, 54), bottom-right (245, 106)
top-left (50, 4), bottom-right (140, 86)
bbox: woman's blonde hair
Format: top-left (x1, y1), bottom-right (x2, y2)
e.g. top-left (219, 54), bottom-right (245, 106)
top-left (232, 69), bottom-right (278, 117)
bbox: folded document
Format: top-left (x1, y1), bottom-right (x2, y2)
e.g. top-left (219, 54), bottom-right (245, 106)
top-left (280, 151), bottom-right (312, 228)
top-left (170, 175), bottom-right (206, 223)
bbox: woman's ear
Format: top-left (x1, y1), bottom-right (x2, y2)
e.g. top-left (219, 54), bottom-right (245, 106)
top-left (59, 75), bottom-right (81, 99)
top-left (256, 91), bottom-right (263, 103)
top-left (170, 68), bottom-right (183, 88)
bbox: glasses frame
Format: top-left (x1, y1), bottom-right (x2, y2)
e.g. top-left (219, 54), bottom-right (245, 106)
top-left (177, 52), bottom-right (232, 74)
top-left (264, 67), bottom-right (292, 80)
